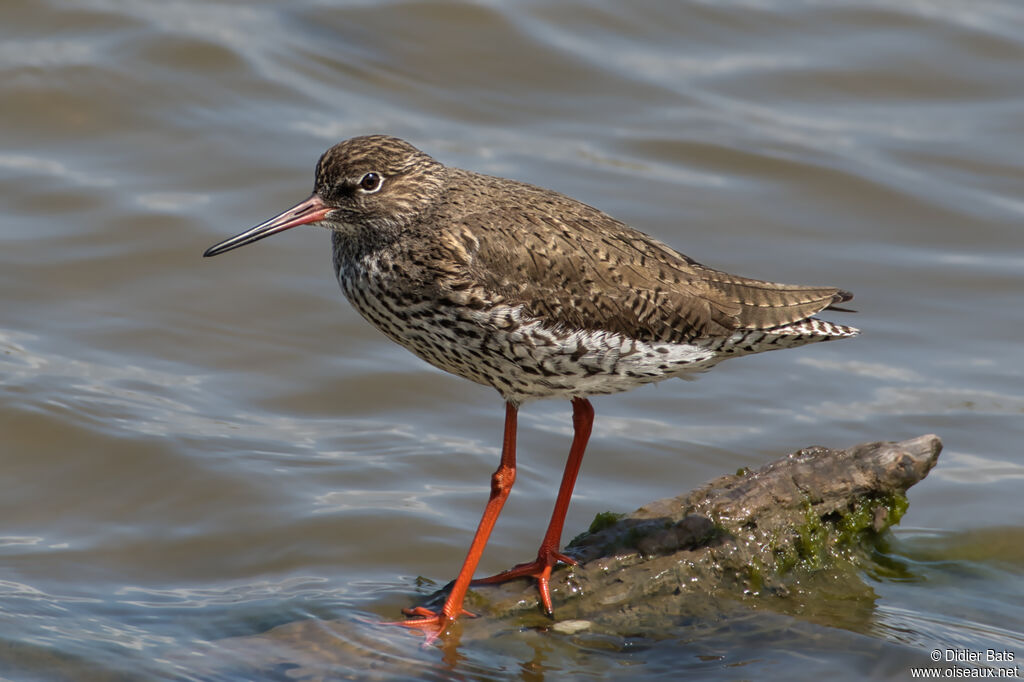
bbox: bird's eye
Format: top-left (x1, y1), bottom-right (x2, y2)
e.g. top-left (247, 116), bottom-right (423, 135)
top-left (358, 172), bottom-right (382, 193)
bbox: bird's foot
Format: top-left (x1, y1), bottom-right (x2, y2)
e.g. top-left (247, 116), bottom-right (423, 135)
top-left (473, 549), bottom-right (576, 615)
top-left (382, 606), bottom-right (476, 645)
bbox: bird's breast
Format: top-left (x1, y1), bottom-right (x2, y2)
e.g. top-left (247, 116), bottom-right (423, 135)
top-left (333, 257), bottom-right (724, 403)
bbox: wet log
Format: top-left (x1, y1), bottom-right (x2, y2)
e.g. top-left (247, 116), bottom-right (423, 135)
top-left (195, 434), bottom-right (941, 676)
top-left (428, 434), bottom-right (942, 634)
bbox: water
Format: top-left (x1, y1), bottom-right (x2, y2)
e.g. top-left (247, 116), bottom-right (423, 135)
top-left (2, 0), bottom-right (1022, 679)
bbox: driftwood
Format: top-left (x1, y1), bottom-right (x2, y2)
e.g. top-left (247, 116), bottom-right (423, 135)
top-left (447, 434), bottom-right (942, 635)
top-left (187, 435), bottom-right (941, 676)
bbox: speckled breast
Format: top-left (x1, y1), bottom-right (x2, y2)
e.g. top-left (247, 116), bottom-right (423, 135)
top-left (335, 261), bottom-right (727, 404)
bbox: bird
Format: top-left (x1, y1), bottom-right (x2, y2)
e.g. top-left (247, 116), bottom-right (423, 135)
top-left (203, 134), bottom-right (858, 643)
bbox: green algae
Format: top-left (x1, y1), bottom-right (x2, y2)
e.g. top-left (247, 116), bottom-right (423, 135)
top-left (587, 511), bottom-right (626, 534)
top-left (769, 492), bottom-right (909, 575)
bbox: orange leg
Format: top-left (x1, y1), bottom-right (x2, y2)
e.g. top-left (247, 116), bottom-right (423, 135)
top-left (473, 397), bottom-right (594, 614)
top-left (387, 401), bottom-right (520, 643)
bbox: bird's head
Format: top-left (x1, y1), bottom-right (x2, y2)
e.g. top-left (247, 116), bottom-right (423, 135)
top-left (203, 135), bottom-right (447, 258)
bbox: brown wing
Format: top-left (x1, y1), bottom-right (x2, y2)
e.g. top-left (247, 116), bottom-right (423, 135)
top-left (441, 174), bottom-right (851, 344)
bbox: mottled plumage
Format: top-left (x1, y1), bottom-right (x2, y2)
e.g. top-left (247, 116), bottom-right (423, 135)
top-left (312, 136), bottom-right (857, 404)
top-left (204, 134), bottom-right (858, 642)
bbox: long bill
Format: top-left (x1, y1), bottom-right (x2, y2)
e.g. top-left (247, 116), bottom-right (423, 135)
top-left (203, 194), bottom-right (332, 257)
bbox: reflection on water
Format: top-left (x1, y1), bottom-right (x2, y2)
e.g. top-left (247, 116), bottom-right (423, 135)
top-left (1, 0), bottom-right (1022, 679)
top-left (872, 528), bottom-right (1024, 663)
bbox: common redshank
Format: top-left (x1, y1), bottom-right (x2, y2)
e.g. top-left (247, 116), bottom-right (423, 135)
top-left (204, 135), bottom-right (858, 642)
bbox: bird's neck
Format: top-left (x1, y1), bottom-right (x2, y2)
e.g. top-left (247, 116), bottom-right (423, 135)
top-left (330, 220), bottom-right (402, 275)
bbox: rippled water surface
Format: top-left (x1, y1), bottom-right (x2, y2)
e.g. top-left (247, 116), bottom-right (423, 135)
top-left (2, 1), bottom-right (1023, 679)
